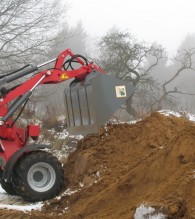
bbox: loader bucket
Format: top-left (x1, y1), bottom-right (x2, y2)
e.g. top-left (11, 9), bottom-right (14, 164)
top-left (64, 72), bottom-right (135, 135)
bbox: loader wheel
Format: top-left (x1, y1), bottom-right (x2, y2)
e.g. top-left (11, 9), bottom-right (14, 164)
top-left (0, 179), bottom-right (17, 195)
top-left (0, 170), bottom-right (17, 195)
top-left (12, 151), bottom-right (65, 202)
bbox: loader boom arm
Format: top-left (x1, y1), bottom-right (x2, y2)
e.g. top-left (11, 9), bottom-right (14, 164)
top-left (0, 49), bottom-right (104, 123)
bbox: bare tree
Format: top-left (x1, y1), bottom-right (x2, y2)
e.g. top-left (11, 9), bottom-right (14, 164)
top-left (97, 28), bottom-right (165, 117)
top-left (0, 0), bottom-right (66, 74)
top-left (152, 48), bottom-right (195, 110)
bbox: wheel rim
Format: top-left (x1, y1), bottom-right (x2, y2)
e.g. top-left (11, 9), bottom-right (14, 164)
top-left (27, 162), bottom-right (56, 192)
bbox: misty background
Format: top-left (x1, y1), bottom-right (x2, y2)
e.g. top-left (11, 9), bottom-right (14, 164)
top-left (1, 0), bottom-right (195, 124)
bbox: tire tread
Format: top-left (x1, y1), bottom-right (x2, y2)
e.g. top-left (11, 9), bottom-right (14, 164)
top-left (12, 151), bottom-right (65, 202)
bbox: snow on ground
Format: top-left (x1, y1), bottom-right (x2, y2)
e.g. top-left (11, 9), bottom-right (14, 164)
top-left (159, 110), bottom-right (182, 117)
top-left (107, 118), bottom-right (140, 125)
top-left (0, 185), bottom-right (78, 212)
top-left (0, 186), bottom-right (43, 211)
top-left (0, 177), bottom-right (80, 212)
top-left (55, 129), bottom-right (69, 140)
top-left (134, 204), bottom-right (166, 219)
top-left (187, 113), bottom-right (195, 122)
top-left (159, 110), bottom-right (195, 122)
top-left (55, 188), bottom-right (78, 201)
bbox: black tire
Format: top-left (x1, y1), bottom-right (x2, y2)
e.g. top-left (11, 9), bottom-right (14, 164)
top-left (0, 179), bottom-right (17, 195)
top-left (0, 170), bottom-right (17, 195)
top-left (12, 151), bottom-right (65, 202)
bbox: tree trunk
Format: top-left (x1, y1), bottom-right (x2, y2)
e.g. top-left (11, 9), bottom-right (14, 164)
top-left (126, 96), bottom-right (139, 118)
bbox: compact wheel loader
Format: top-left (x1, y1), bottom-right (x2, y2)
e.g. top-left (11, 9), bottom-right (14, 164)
top-left (0, 49), bottom-right (135, 202)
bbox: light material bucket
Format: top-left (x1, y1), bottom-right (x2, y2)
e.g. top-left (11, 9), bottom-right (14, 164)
top-left (64, 72), bottom-right (135, 135)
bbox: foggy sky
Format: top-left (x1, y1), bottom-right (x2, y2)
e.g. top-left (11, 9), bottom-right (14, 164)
top-left (66, 0), bottom-right (195, 56)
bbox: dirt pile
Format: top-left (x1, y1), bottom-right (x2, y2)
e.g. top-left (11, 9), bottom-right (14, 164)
top-left (44, 112), bottom-right (195, 219)
top-left (0, 112), bottom-right (195, 219)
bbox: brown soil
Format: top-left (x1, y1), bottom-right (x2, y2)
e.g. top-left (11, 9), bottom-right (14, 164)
top-left (0, 112), bottom-right (194, 219)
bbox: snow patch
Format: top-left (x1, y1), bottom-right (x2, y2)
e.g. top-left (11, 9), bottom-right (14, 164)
top-left (107, 118), bottom-right (140, 125)
top-left (63, 188), bottom-right (78, 196)
top-left (0, 202), bottom-right (43, 211)
top-left (70, 134), bottom-right (83, 140)
top-left (134, 204), bottom-right (165, 219)
top-left (159, 110), bottom-right (182, 117)
top-left (79, 182), bottom-right (84, 188)
top-left (159, 110), bottom-right (195, 122)
top-left (187, 114), bottom-right (195, 122)
top-left (0, 186), bottom-right (43, 211)
top-left (54, 129), bottom-right (69, 139)
top-left (0, 186), bottom-right (77, 212)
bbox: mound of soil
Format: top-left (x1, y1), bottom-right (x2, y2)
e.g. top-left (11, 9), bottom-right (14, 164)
top-left (0, 112), bottom-right (194, 219)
